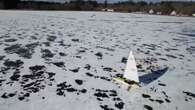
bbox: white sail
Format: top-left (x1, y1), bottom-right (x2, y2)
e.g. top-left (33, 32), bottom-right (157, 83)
top-left (124, 51), bottom-right (139, 82)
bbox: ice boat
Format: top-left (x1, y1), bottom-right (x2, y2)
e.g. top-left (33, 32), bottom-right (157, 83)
top-left (113, 51), bottom-right (140, 90)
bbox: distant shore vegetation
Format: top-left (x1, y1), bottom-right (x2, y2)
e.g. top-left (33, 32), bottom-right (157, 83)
top-left (0, 0), bottom-right (195, 16)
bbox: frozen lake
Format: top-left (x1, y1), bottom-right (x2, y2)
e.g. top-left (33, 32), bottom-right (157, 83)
top-left (0, 10), bottom-right (195, 110)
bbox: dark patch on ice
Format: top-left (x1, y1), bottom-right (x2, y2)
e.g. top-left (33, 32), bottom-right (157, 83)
top-left (43, 42), bottom-right (50, 47)
top-left (42, 97), bottom-right (45, 99)
top-left (165, 98), bottom-right (171, 103)
top-left (29, 65), bottom-right (45, 72)
top-left (113, 97), bottom-right (122, 101)
top-left (80, 89), bottom-right (87, 93)
top-left (75, 56), bottom-right (81, 59)
top-left (3, 59), bottom-right (24, 69)
top-left (148, 97), bottom-right (166, 104)
top-left (10, 69), bottom-right (20, 81)
top-left (136, 64), bottom-right (143, 69)
top-left (144, 50), bottom-right (150, 55)
top-left (115, 102), bottom-right (124, 109)
top-left (159, 58), bottom-right (168, 61)
top-left (100, 105), bottom-right (114, 110)
top-left (103, 67), bottom-right (113, 72)
top-left (142, 44), bottom-right (157, 50)
top-left (0, 55), bottom-right (5, 61)
top-left (121, 57), bottom-right (127, 64)
top-left (4, 42), bottom-right (39, 59)
top-left (0, 34), bottom-right (10, 39)
top-left (47, 72), bottom-right (55, 80)
top-left (142, 94), bottom-right (151, 98)
top-left (164, 48), bottom-right (178, 52)
top-left (30, 36), bottom-right (37, 40)
top-left (155, 99), bottom-right (164, 104)
top-left (115, 74), bottom-right (123, 78)
top-left (16, 65), bottom-right (55, 100)
top-left (97, 97), bottom-right (103, 101)
top-left (0, 79), bottom-right (5, 86)
top-left (178, 54), bottom-right (184, 57)
top-left (18, 92), bottom-right (30, 101)
top-left (71, 39), bottom-right (79, 42)
top-left (183, 91), bottom-right (195, 98)
top-left (109, 90), bottom-right (117, 97)
top-left (4, 38), bottom-right (17, 42)
top-left (26, 42), bottom-right (39, 49)
top-left (150, 86), bottom-right (158, 92)
top-left (3, 44), bottom-right (22, 55)
top-left (0, 67), bottom-right (10, 74)
top-left (22, 78), bottom-right (45, 93)
top-left (94, 89), bottom-right (118, 99)
top-left (136, 20), bottom-right (152, 23)
top-left (144, 105), bottom-right (153, 110)
top-left (142, 57), bottom-right (157, 64)
top-left (96, 46), bottom-right (115, 51)
top-left (47, 35), bottom-right (56, 42)
top-left (155, 52), bottom-right (161, 56)
top-left (58, 40), bottom-right (65, 46)
top-left (85, 72), bottom-right (94, 77)
top-left (100, 76), bottom-right (111, 81)
top-left (52, 62), bottom-right (65, 68)
top-left (158, 83), bottom-right (166, 86)
top-left (149, 98), bottom-right (154, 102)
top-left (85, 72), bottom-right (111, 81)
top-left (1, 92), bottom-right (16, 99)
top-left (186, 46), bottom-right (195, 54)
top-left (184, 97), bottom-right (193, 102)
top-left (178, 33), bottom-right (195, 37)
top-left (56, 81), bottom-right (87, 96)
top-left (59, 52), bottom-right (66, 56)
top-left (94, 89), bottom-right (124, 109)
top-left (77, 49), bottom-right (86, 54)
top-left (94, 91), bottom-right (109, 98)
top-left (158, 21), bottom-right (184, 24)
top-left (75, 79), bottom-right (83, 85)
top-left (69, 67), bottom-right (80, 73)
top-left (18, 96), bottom-right (25, 101)
top-left (139, 67), bottom-right (168, 85)
top-left (84, 64), bottom-right (91, 70)
top-left (95, 52), bottom-right (103, 59)
top-left (138, 69), bottom-right (146, 72)
top-left (162, 91), bottom-right (169, 98)
top-left (166, 54), bottom-right (177, 59)
top-left (58, 41), bottom-right (71, 49)
top-left (41, 49), bottom-right (55, 59)
top-left (66, 88), bottom-right (77, 92)
top-left (42, 26), bottom-right (47, 29)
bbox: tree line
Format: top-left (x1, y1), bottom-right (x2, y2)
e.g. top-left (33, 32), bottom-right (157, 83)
top-left (113, 1), bottom-right (195, 15)
top-left (0, 0), bottom-right (98, 10)
top-left (0, 0), bottom-right (194, 16)
top-left (0, 0), bottom-right (19, 9)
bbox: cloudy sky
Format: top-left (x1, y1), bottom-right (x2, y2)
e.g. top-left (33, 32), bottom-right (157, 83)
top-left (21, 0), bottom-right (195, 3)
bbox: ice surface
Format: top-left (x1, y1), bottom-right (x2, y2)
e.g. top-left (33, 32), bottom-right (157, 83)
top-left (0, 10), bottom-right (195, 110)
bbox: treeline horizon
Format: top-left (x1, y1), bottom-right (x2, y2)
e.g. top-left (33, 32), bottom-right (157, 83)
top-left (0, 0), bottom-right (195, 16)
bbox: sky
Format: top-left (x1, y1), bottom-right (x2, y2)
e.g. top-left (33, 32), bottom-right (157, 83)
top-left (21, 0), bottom-right (195, 3)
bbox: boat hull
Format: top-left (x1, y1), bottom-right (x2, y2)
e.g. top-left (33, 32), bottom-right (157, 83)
top-left (113, 77), bottom-right (140, 91)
